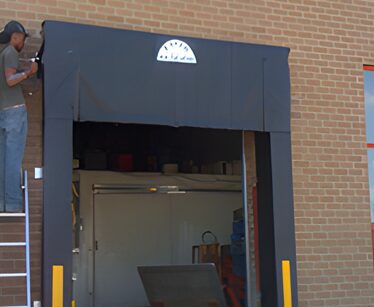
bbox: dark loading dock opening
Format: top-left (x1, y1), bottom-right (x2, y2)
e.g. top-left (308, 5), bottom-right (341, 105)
top-left (73, 123), bottom-right (242, 172)
top-left (72, 123), bottom-right (252, 306)
top-left (42, 21), bottom-right (298, 307)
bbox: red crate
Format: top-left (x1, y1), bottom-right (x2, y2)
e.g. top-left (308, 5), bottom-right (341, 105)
top-left (109, 154), bottom-right (134, 171)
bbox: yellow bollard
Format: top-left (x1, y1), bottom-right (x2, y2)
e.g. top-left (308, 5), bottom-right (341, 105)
top-left (52, 265), bottom-right (64, 307)
top-left (282, 260), bottom-right (292, 307)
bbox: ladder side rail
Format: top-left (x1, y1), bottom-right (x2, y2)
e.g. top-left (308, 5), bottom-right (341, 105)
top-left (24, 170), bottom-right (31, 307)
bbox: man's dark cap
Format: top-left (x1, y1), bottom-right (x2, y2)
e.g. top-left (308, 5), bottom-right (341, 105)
top-left (0, 21), bottom-right (29, 44)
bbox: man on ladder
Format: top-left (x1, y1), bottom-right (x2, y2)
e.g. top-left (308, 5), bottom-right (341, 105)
top-left (0, 20), bottom-right (38, 212)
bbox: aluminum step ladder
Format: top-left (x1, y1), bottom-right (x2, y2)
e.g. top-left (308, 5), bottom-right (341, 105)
top-left (0, 170), bottom-right (31, 307)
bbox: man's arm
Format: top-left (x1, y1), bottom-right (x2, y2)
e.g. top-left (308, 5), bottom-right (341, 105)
top-left (5, 63), bottom-right (38, 87)
top-left (5, 67), bottom-right (27, 86)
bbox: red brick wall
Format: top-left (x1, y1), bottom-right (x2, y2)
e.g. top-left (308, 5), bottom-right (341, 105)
top-left (1, 1), bottom-right (374, 306)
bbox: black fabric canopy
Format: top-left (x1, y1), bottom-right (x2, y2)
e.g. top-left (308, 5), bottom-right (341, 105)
top-left (43, 21), bottom-right (290, 132)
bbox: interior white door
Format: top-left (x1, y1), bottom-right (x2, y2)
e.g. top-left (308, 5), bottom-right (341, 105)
top-left (94, 193), bottom-right (172, 307)
top-left (93, 191), bottom-right (243, 307)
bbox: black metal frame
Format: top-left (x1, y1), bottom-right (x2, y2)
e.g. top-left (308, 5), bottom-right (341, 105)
top-left (42, 21), bottom-right (298, 307)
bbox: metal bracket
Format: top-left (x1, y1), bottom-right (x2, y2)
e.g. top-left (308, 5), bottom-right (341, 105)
top-left (34, 167), bottom-right (43, 179)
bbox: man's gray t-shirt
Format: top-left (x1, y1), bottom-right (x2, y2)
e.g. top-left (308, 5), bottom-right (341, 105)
top-left (0, 45), bottom-right (25, 110)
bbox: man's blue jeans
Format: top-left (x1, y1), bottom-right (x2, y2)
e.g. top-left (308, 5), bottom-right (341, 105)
top-left (0, 105), bottom-right (27, 212)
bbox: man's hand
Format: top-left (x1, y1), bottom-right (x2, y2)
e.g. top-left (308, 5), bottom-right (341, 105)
top-left (27, 62), bottom-right (38, 76)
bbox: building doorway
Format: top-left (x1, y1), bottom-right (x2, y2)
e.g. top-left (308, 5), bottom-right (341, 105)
top-left (72, 123), bottom-right (256, 306)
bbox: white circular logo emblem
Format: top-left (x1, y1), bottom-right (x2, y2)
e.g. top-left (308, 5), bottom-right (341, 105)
top-left (157, 39), bottom-right (197, 64)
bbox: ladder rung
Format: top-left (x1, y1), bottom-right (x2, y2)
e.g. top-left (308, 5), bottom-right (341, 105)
top-left (0, 273), bottom-right (26, 277)
top-left (0, 242), bottom-right (26, 247)
top-left (0, 213), bottom-right (25, 217)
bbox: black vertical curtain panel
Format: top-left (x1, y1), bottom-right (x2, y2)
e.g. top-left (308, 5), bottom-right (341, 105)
top-left (43, 21), bottom-right (290, 132)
